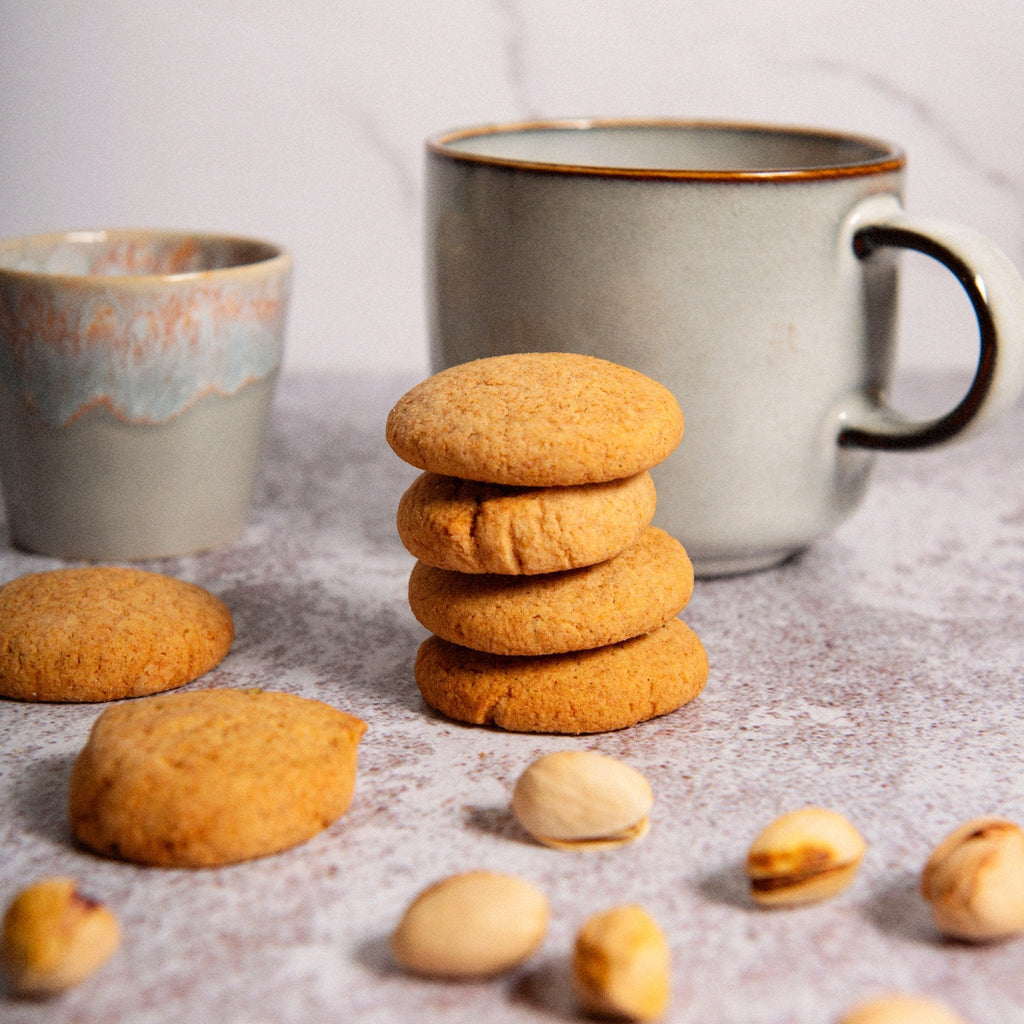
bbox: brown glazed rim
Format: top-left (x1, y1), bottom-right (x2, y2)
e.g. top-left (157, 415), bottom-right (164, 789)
top-left (428, 118), bottom-right (906, 181)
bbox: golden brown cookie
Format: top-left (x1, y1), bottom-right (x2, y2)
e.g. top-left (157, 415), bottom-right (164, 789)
top-left (407, 526), bottom-right (693, 656)
top-left (414, 619), bottom-right (708, 734)
top-left (0, 567), bottom-right (234, 702)
top-left (396, 470), bottom-right (657, 575)
top-left (68, 689), bottom-right (367, 867)
top-left (385, 353), bottom-right (684, 486)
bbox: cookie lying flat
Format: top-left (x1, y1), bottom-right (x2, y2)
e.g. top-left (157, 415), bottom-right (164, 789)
top-left (408, 526), bottom-right (693, 656)
top-left (415, 619), bottom-right (708, 734)
top-left (68, 689), bottom-right (367, 867)
top-left (385, 353), bottom-right (684, 487)
top-left (397, 471), bottom-right (657, 575)
top-left (0, 567), bottom-right (233, 702)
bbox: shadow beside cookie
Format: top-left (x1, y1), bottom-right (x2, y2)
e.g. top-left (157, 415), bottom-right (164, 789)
top-left (214, 579), bottom-right (426, 715)
top-left (11, 750), bottom-right (78, 847)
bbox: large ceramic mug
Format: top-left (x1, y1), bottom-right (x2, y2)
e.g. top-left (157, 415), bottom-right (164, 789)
top-left (426, 120), bottom-right (1024, 576)
top-left (0, 229), bottom-right (292, 560)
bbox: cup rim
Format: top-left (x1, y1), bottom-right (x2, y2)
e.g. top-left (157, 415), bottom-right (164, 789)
top-left (427, 118), bottom-right (905, 181)
top-left (0, 228), bottom-right (291, 282)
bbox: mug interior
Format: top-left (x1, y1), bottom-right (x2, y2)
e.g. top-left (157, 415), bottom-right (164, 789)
top-left (432, 120), bottom-right (902, 178)
top-left (0, 230), bottom-right (283, 278)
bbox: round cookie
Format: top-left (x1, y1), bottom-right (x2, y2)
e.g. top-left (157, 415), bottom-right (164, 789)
top-left (397, 470), bottom-right (657, 575)
top-left (385, 352), bottom-right (684, 486)
top-left (68, 688), bottom-right (367, 867)
top-left (408, 526), bottom-right (694, 656)
top-left (0, 567), bottom-right (234, 702)
top-left (414, 618), bottom-right (709, 734)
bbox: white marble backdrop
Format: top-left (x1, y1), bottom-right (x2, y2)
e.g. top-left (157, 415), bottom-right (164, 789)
top-left (1, 0), bottom-right (1021, 377)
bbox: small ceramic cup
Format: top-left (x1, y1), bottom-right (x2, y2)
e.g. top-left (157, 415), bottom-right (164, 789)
top-left (0, 229), bottom-right (292, 559)
top-left (426, 119), bottom-right (1024, 576)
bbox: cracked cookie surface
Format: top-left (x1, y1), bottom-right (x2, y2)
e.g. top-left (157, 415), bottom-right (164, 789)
top-left (68, 688), bottom-right (367, 867)
top-left (396, 470), bottom-right (657, 575)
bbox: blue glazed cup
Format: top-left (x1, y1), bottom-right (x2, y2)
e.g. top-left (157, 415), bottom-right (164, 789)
top-left (0, 229), bottom-right (292, 559)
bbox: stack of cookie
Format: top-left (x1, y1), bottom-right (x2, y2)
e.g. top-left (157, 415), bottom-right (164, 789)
top-left (386, 352), bottom-right (708, 735)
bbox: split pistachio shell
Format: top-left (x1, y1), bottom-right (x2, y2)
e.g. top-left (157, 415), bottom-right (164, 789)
top-left (1, 878), bottom-right (121, 997)
top-left (572, 904), bottom-right (671, 1022)
top-left (921, 816), bottom-right (1024, 941)
top-left (837, 993), bottom-right (966, 1024)
top-left (746, 806), bottom-right (867, 906)
top-left (512, 750), bottom-right (653, 851)
top-left (390, 870), bottom-right (548, 978)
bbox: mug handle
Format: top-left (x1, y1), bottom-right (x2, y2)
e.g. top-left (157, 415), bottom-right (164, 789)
top-left (839, 195), bottom-right (1024, 450)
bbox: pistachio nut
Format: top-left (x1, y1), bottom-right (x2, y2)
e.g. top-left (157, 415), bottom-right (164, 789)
top-left (512, 750), bottom-right (653, 851)
top-left (837, 993), bottom-right (965, 1024)
top-left (921, 816), bottom-right (1024, 942)
top-left (1, 877), bottom-right (121, 997)
top-left (390, 870), bottom-right (548, 978)
top-left (746, 806), bottom-right (867, 906)
top-left (572, 904), bottom-right (671, 1022)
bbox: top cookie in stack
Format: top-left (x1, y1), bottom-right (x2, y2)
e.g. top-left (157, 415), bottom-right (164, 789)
top-left (387, 351), bottom-right (683, 488)
top-left (386, 352), bottom-right (708, 734)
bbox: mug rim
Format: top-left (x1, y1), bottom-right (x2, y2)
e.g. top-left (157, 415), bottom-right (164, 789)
top-left (0, 228), bottom-right (291, 283)
top-left (428, 118), bottom-right (905, 181)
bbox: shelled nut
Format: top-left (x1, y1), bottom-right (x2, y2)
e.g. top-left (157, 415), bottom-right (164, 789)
top-left (921, 816), bottom-right (1024, 942)
top-left (837, 993), bottom-right (965, 1024)
top-left (746, 806), bottom-right (867, 906)
top-left (572, 904), bottom-right (671, 1022)
top-left (390, 870), bottom-right (548, 978)
top-left (1, 878), bottom-right (120, 997)
top-left (512, 750), bottom-right (653, 851)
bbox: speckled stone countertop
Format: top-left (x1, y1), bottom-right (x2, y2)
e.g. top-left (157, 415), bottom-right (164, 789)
top-left (2, 371), bottom-right (1023, 1024)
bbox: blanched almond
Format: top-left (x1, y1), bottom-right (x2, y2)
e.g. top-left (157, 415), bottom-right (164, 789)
top-left (837, 993), bottom-right (965, 1024)
top-left (390, 870), bottom-right (548, 978)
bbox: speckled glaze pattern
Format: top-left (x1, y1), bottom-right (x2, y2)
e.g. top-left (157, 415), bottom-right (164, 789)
top-left (0, 230), bottom-right (291, 427)
top-left (2, 371), bottom-right (1023, 1024)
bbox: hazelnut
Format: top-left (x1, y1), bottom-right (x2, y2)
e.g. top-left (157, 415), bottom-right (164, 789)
top-left (921, 816), bottom-right (1024, 941)
top-left (512, 750), bottom-right (653, 851)
top-left (746, 806), bottom-right (867, 906)
top-left (1, 877), bottom-right (120, 997)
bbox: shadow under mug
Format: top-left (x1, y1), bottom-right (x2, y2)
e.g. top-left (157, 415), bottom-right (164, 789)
top-left (425, 119), bottom-right (1024, 576)
top-left (0, 229), bottom-right (292, 560)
